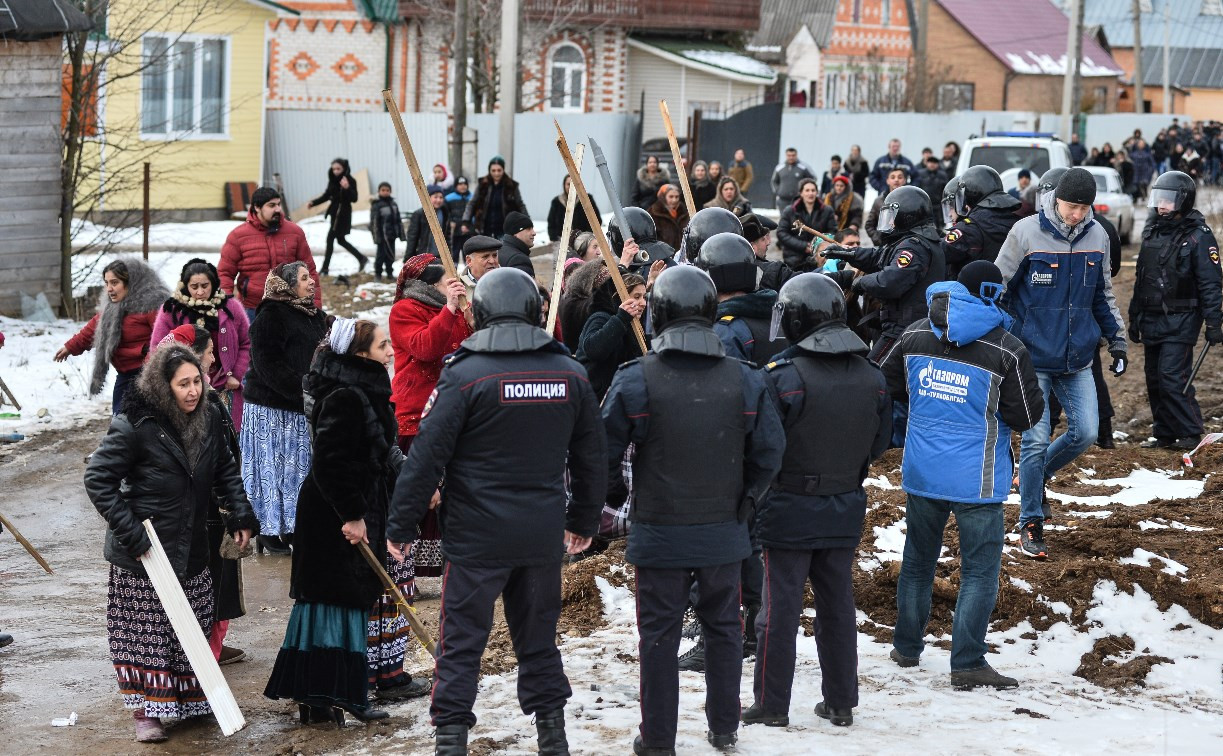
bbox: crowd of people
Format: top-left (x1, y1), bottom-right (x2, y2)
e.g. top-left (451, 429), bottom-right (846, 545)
top-left (43, 124), bottom-right (1220, 755)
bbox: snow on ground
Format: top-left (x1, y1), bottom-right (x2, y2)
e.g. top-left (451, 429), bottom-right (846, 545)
top-left (1044, 468), bottom-right (1205, 508)
top-left (0, 315), bottom-right (112, 438)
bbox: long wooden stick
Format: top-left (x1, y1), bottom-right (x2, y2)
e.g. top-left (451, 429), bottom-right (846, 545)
top-left (140, 520), bottom-right (245, 735)
top-left (792, 218), bottom-right (839, 246)
top-left (659, 100), bottom-right (697, 218)
top-left (358, 541), bottom-right (438, 657)
top-left (0, 511), bottom-right (51, 574)
top-left (554, 121), bottom-right (648, 354)
top-left (382, 90), bottom-right (465, 306)
top-left (547, 143), bottom-right (585, 335)
top-left (0, 374), bottom-right (22, 411)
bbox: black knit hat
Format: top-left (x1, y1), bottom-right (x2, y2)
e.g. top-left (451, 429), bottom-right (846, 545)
top-left (958, 260), bottom-right (1004, 301)
top-left (1054, 167), bottom-right (1096, 205)
top-left (503, 211), bottom-right (532, 235)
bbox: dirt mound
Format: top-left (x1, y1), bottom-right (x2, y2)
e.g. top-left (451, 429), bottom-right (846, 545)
top-left (1074, 635), bottom-right (1173, 689)
top-left (560, 540), bottom-right (632, 638)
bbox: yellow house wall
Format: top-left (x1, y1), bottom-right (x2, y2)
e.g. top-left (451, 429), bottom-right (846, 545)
top-left (1185, 88), bottom-right (1223, 121)
top-left (90, 0), bottom-right (273, 214)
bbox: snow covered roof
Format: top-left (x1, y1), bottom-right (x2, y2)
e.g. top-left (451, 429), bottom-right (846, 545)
top-left (628, 37), bottom-right (778, 83)
top-left (938, 0), bottom-right (1124, 77)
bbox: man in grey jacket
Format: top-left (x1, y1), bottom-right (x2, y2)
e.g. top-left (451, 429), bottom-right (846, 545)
top-left (771, 147), bottom-right (815, 213)
top-left (995, 168), bottom-right (1127, 560)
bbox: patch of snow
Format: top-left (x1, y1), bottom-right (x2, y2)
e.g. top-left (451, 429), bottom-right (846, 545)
top-left (679, 50), bottom-right (776, 80)
top-left (1045, 468), bottom-right (1204, 507)
top-left (1010, 577), bottom-right (1033, 592)
top-left (0, 315), bottom-right (112, 437)
top-left (871, 519), bottom-right (908, 563)
top-left (863, 474), bottom-right (895, 490)
top-left (1120, 548), bottom-right (1188, 577)
top-left (1137, 519), bottom-right (1211, 532)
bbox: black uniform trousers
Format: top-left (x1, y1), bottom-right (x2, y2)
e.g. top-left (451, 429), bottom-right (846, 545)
top-left (431, 561), bottom-right (571, 727)
top-left (636, 562), bottom-right (742, 749)
top-left (753, 547), bottom-right (858, 714)
top-left (1144, 341), bottom-right (1203, 440)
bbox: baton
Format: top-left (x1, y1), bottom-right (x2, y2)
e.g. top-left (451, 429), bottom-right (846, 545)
top-left (1183, 342), bottom-right (1211, 396)
top-left (590, 139), bottom-right (634, 247)
top-left (358, 541), bottom-right (437, 657)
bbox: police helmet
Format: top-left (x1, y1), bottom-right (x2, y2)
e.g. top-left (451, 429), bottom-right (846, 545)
top-left (955, 165), bottom-right (1004, 214)
top-left (680, 207), bottom-right (743, 262)
top-left (1035, 166), bottom-right (1069, 206)
top-left (941, 176), bottom-right (961, 228)
top-left (694, 232), bottom-right (758, 294)
top-left (1148, 170), bottom-right (1196, 216)
top-left (471, 267), bottom-right (541, 330)
top-left (876, 186), bottom-right (933, 237)
top-left (607, 207), bottom-right (659, 256)
top-left (648, 265), bottom-right (717, 334)
top-left (771, 273), bottom-right (846, 343)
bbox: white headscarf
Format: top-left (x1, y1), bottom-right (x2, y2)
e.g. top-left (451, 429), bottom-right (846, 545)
top-left (329, 317), bottom-right (357, 355)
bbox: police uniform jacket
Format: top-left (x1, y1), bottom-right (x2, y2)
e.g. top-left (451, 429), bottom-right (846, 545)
top-left (942, 202), bottom-right (1020, 281)
top-left (844, 223), bottom-right (946, 341)
top-left (1129, 209), bottom-right (1222, 345)
top-left (714, 289), bottom-right (789, 366)
top-left (386, 321), bottom-right (608, 567)
top-left (758, 324), bottom-right (891, 551)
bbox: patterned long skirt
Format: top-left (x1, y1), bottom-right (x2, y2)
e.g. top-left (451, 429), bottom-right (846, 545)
top-left (107, 565), bottom-right (214, 720)
top-left (398, 434), bottom-right (444, 577)
top-left (366, 547), bottom-right (418, 691)
top-left (240, 402), bottom-right (311, 537)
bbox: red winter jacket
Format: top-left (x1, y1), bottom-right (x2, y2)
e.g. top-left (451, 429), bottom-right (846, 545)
top-left (389, 294), bottom-right (472, 436)
top-left (63, 310), bottom-right (159, 373)
top-left (218, 208), bottom-right (321, 310)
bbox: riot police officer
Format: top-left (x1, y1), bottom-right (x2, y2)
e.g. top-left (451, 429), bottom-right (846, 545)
top-left (608, 206), bottom-right (676, 273)
top-left (743, 274), bottom-right (890, 730)
top-left (940, 175), bottom-right (960, 231)
top-left (697, 232), bottom-right (791, 365)
top-left (679, 206), bottom-right (744, 263)
top-left (942, 165), bottom-right (1021, 281)
top-left (1129, 170), bottom-right (1223, 450)
top-left (602, 265), bottom-right (783, 756)
top-left (386, 268), bottom-right (608, 756)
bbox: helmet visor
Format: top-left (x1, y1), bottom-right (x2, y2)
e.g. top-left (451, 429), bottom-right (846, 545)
top-left (954, 185), bottom-right (969, 215)
top-left (941, 197), bottom-right (957, 228)
top-left (768, 300), bottom-right (784, 342)
top-left (1148, 187), bottom-right (1182, 215)
top-left (877, 203), bottom-right (899, 234)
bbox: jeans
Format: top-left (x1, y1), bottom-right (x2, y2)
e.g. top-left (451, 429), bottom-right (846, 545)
top-left (1018, 368), bottom-right (1098, 525)
top-left (894, 494), bottom-right (1003, 671)
top-left (112, 369), bottom-right (140, 415)
top-left (244, 306), bottom-right (257, 325)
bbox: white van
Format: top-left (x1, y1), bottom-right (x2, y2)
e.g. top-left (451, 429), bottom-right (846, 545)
top-left (955, 133), bottom-right (1073, 191)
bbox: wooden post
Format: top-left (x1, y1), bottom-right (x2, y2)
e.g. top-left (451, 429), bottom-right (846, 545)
top-left (0, 510), bottom-right (52, 574)
top-left (546, 143), bottom-right (584, 335)
top-left (554, 121), bottom-right (647, 354)
top-left (658, 100), bottom-right (696, 218)
top-left (357, 542), bottom-right (437, 656)
top-left (142, 162), bottom-right (150, 261)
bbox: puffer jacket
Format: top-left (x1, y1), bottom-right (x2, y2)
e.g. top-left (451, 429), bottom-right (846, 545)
top-left (996, 191), bottom-right (1127, 373)
top-left (218, 206), bottom-right (320, 310)
top-left (389, 280), bottom-right (473, 436)
top-left (880, 282), bottom-right (1044, 503)
top-left (84, 350), bottom-right (258, 579)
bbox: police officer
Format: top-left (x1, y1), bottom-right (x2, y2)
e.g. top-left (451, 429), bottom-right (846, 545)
top-left (698, 232), bottom-right (791, 366)
top-left (608, 206), bottom-right (676, 274)
top-left (386, 268), bottom-right (608, 756)
top-left (679, 206), bottom-right (744, 264)
top-left (743, 274), bottom-right (890, 730)
top-left (602, 265), bottom-right (784, 756)
top-left (1129, 170), bottom-right (1223, 450)
top-left (942, 165), bottom-right (1021, 281)
top-left (940, 175), bottom-right (960, 231)
top-left (825, 185), bottom-right (944, 447)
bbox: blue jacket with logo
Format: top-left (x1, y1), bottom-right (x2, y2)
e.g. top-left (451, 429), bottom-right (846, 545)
top-left (880, 282), bottom-right (1044, 503)
top-left (994, 192), bottom-right (1126, 373)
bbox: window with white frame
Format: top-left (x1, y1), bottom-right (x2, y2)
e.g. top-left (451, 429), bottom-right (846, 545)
top-left (548, 43), bottom-right (585, 111)
top-left (141, 35), bottom-right (228, 138)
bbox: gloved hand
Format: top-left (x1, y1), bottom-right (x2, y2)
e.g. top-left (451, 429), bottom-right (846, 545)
top-left (822, 246), bottom-right (856, 262)
top-left (1127, 321), bottom-right (1141, 344)
top-left (1206, 324), bottom-right (1223, 346)
top-left (1109, 349), bottom-right (1127, 377)
top-left (825, 268), bottom-right (856, 290)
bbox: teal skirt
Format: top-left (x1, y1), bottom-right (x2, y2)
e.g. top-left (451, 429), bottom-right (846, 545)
top-left (264, 602), bottom-right (369, 708)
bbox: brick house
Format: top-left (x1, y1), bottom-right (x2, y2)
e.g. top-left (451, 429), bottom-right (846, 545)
top-left (926, 0), bottom-right (1123, 112)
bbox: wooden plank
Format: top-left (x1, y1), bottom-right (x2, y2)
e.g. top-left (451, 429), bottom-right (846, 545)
top-left (0, 209), bottom-right (58, 226)
top-left (0, 83), bottom-right (62, 99)
top-left (0, 182), bottom-right (59, 200)
top-left (0, 96), bottom-right (60, 114)
top-left (0, 249), bottom-right (61, 268)
top-left (0, 153), bottom-right (60, 169)
top-left (0, 263), bottom-right (60, 284)
top-left (0, 68), bottom-right (60, 87)
top-left (5, 166), bottom-right (64, 184)
top-left (0, 110), bottom-right (58, 128)
top-left (0, 222), bottom-right (59, 240)
top-left (0, 194), bottom-right (60, 212)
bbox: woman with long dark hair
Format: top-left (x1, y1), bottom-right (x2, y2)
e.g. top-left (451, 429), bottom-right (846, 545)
top-left (150, 258), bottom-right (251, 430)
top-left (309, 157), bottom-right (367, 275)
top-left (54, 258), bottom-right (169, 414)
top-left (264, 318), bottom-right (403, 726)
top-left (85, 342), bottom-right (257, 743)
top-left (240, 262), bottom-right (328, 554)
top-left (574, 267), bottom-right (647, 401)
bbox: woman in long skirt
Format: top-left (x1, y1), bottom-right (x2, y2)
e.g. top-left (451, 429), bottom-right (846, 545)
top-left (85, 343), bottom-right (257, 742)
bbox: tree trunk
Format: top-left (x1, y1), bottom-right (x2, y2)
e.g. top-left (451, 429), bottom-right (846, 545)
top-left (60, 32), bottom-right (87, 316)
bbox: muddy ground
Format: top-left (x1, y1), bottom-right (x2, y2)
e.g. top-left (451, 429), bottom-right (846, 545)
top-left (4, 221), bottom-right (1223, 752)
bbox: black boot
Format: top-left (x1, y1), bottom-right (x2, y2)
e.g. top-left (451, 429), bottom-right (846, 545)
top-left (256, 535), bottom-right (291, 555)
top-left (677, 636), bottom-right (705, 672)
top-left (0, 632), bottom-right (12, 649)
top-left (535, 709), bottom-right (569, 756)
top-left (742, 604), bottom-right (760, 657)
top-left (1096, 417), bottom-right (1115, 449)
top-left (435, 723), bottom-right (469, 756)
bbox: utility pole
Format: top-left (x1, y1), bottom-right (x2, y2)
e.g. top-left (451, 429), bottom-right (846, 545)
top-left (917, 0), bottom-right (929, 111)
top-left (1060, 0), bottom-right (1083, 142)
top-left (1162, 0), bottom-right (1171, 114)
top-left (497, 0), bottom-right (519, 168)
top-left (1131, 0), bottom-right (1143, 113)
top-left (449, 0), bottom-right (468, 178)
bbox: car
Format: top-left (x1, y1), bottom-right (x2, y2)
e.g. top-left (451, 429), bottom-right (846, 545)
top-left (640, 136), bottom-right (688, 175)
top-left (1081, 166), bottom-right (1134, 245)
top-left (955, 133), bottom-right (1073, 192)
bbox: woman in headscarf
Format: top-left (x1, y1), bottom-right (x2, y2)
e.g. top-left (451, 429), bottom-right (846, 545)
top-left (704, 175), bottom-right (752, 216)
top-left (689, 160), bottom-right (716, 209)
top-left (822, 175), bottom-right (864, 231)
top-left (240, 262), bottom-right (328, 554)
top-left (647, 184), bottom-right (690, 250)
top-left (54, 258), bottom-right (169, 414)
top-left (377, 254), bottom-right (471, 699)
top-left (85, 341), bottom-right (257, 743)
top-left (265, 318), bottom-right (402, 726)
top-left (150, 258), bottom-right (251, 431)
top-left (308, 157), bottom-right (367, 275)
top-left (431, 162), bottom-right (455, 193)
